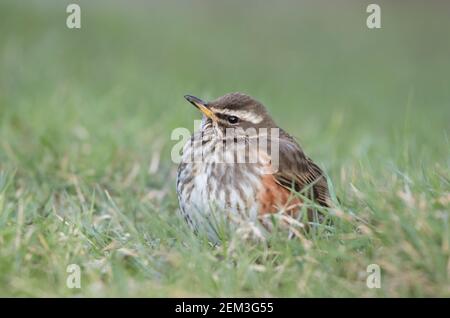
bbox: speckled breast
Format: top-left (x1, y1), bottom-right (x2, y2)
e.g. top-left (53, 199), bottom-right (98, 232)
top-left (176, 131), bottom-right (267, 240)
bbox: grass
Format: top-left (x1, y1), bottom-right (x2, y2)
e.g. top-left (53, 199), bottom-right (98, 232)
top-left (0, 0), bottom-right (449, 297)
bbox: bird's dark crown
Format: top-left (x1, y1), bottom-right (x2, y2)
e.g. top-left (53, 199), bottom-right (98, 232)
top-left (209, 92), bottom-right (260, 110)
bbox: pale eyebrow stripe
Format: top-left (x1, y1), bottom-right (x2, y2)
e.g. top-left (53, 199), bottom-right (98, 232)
top-left (210, 108), bottom-right (263, 124)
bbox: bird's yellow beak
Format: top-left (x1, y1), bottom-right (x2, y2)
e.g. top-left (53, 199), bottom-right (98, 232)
top-left (184, 95), bottom-right (217, 121)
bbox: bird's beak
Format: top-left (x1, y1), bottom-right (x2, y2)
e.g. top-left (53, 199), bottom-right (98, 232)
top-left (184, 95), bottom-right (217, 121)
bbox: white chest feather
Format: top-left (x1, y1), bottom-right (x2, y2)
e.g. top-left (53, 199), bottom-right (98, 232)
top-left (176, 134), bottom-right (266, 240)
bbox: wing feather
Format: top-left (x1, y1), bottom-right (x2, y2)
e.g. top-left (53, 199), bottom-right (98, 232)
top-left (272, 132), bottom-right (331, 207)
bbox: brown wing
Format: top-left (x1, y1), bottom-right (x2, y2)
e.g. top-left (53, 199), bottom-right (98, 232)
top-left (272, 132), bottom-right (331, 207)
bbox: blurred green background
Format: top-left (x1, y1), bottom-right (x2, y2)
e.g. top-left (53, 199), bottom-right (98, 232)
top-left (0, 0), bottom-right (449, 297)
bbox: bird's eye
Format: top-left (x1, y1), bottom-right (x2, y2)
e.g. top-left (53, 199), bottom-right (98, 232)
top-left (227, 116), bottom-right (239, 124)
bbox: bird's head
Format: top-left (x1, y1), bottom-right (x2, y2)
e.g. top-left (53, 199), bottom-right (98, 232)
top-left (184, 93), bottom-right (277, 136)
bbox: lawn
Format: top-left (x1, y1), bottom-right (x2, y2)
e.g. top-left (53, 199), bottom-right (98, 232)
top-left (0, 0), bottom-right (449, 297)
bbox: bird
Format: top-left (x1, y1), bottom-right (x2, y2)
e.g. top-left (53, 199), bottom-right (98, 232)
top-left (176, 92), bottom-right (332, 242)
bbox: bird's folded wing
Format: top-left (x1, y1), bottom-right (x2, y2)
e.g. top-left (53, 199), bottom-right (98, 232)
top-left (272, 137), bottom-right (331, 207)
